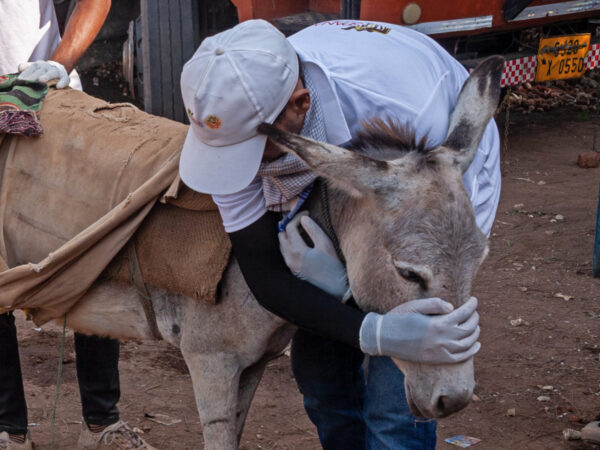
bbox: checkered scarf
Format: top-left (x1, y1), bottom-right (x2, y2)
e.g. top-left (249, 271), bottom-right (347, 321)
top-left (257, 64), bottom-right (325, 212)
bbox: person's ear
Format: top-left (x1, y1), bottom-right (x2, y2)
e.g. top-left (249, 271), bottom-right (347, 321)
top-left (289, 88), bottom-right (310, 115)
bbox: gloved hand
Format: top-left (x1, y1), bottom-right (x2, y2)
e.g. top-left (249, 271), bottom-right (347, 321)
top-left (360, 296), bottom-right (481, 364)
top-left (278, 212), bottom-right (350, 300)
top-left (18, 60), bottom-right (70, 89)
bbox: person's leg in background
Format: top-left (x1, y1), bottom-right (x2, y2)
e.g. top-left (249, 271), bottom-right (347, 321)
top-left (75, 332), bottom-right (156, 449)
top-left (0, 312), bottom-right (30, 447)
top-left (291, 329), bottom-right (366, 450)
top-left (363, 356), bottom-right (437, 450)
top-left (75, 333), bottom-right (121, 429)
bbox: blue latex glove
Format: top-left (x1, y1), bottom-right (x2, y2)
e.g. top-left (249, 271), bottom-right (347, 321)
top-left (18, 60), bottom-right (70, 89)
top-left (278, 213), bottom-right (351, 300)
top-left (360, 297), bottom-right (481, 364)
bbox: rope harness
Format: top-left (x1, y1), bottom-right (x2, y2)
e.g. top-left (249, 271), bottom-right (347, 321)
top-left (319, 179), bottom-right (346, 265)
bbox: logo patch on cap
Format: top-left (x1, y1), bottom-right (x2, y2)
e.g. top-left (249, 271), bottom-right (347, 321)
top-left (204, 115), bottom-right (222, 130)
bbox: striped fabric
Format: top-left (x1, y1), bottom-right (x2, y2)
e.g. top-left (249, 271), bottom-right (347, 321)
top-left (257, 62), bottom-right (324, 212)
top-left (0, 73), bottom-right (49, 137)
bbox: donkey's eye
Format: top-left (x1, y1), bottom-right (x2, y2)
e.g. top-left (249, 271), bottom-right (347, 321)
top-left (397, 268), bottom-right (427, 290)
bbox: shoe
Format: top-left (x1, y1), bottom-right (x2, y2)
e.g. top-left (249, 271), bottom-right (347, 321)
top-left (581, 418), bottom-right (600, 444)
top-left (77, 421), bottom-right (157, 450)
top-left (0, 431), bottom-right (33, 450)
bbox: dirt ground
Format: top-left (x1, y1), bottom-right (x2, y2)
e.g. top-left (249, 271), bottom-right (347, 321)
top-left (10, 77), bottom-right (600, 449)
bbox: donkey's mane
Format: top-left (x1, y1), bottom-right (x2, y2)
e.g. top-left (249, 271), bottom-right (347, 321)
top-left (347, 117), bottom-right (432, 161)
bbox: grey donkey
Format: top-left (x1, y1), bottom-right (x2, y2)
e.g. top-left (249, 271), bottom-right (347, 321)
top-left (258, 54), bottom-right (503, 420)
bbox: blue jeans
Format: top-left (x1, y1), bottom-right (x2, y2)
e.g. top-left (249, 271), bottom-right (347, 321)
top-left (291, 329), bottom-right (436, 450)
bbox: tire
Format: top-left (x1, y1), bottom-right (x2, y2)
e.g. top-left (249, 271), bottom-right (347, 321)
top-left (139, 0), bottom-right (200, 122)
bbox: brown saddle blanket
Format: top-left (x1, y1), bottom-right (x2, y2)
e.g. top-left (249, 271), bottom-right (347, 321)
top-left (0, 88), bottom-right (231, 325)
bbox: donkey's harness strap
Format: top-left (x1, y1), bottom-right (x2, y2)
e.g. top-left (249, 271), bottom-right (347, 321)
top-left (127, 241), bottom-right (162, 340)
top-left (319, 179), bottom-right (346, 265)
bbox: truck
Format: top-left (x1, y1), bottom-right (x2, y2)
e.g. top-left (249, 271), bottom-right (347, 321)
top-left (59, 0), bottom-right (600, 121)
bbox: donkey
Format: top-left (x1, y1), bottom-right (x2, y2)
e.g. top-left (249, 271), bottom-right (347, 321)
top-left (258, 55), bottom-right (502, 420)
top-left (3, 55), bottom-right (502, 449)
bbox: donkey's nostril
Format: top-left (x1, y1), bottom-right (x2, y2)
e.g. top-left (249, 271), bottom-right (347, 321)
top-left (432, 391), bottom-right (471, 418)
top-left (436, 395), bottom-right (447, 415)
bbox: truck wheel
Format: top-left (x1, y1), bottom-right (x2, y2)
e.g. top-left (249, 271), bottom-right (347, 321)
top-left (139, 0), bottom-right (200, 122)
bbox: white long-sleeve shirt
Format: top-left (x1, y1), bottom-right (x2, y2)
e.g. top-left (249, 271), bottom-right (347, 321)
top-left (214, 20), bottom-right (501, 235)
top-left (0, 0), bottom-right (81, 89)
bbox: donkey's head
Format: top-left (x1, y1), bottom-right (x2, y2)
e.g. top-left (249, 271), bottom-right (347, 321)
top-left (259, 56), bottom-right (503, 418)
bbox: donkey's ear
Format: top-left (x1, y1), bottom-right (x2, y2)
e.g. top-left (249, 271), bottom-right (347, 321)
top-left (258, 123), bottom-right (391, 196)
top-left (440, 56), bottom-right (503, 172)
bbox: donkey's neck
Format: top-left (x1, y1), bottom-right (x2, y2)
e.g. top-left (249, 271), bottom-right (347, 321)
top-left (306, 178), bottom-right (363, 262)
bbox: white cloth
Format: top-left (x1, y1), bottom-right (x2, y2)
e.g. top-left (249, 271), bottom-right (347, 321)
top-left (0, 0), bottom-right (81, 89)
top-left (213, 21), bottom-right (501, 235)
top-left (213, 178), bottom-right (267, 233)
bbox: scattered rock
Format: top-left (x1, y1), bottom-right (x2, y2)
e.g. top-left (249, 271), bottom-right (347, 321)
top-left (144, 412), bottom-right (182, 426)
top-left (537, 395), bottom-right (551, 402)
top-left (472, 394), bottom-right (481, 402)
top-left (507, 408), bottom-right (516, 417)
top-left (555, 214), bottom-right (564, 221)
top-left (510, 317), bottom-right (530, 326)
top-left (554, 293), bottom-right (574, 301)
top-left (541, 385), bottom-right (554, 391)
top-left (569, 415), bottom-right (582, 423)
top-left (577, 151), bottom-right (600, 168)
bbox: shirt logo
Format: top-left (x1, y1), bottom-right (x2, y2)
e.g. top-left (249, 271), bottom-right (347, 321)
top-left (204, 115), bottom-right (222, 130)
top-left (342, 23), bottom-right (390, 34)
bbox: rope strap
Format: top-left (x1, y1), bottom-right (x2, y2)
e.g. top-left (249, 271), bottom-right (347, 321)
top-left (126, 241), bottom-right (162, 340)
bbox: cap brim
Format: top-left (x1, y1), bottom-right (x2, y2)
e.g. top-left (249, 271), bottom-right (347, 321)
top-left (179, 126), bottom-right (267, 195)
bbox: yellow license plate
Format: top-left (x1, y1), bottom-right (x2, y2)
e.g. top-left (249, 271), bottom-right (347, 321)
top-left (535, 34), bottom-right (591, 82)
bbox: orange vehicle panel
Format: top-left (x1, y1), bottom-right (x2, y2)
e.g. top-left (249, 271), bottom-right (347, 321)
top-left (361, 0), bottom-right (498, 25)
top-left (234, 0), bottom-right (599, 37)
top-left (360, 0), bottom-right (599, 36)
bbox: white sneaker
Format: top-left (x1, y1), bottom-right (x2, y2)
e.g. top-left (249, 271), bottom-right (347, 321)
top-left (0, 431), bottom-right (33, 450)
top-left (77, 421), bottom-right (157, 450)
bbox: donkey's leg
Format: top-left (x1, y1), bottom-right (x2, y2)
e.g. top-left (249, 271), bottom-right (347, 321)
top-left (235, 359), bottom-right (268, 443)
top-left (181, 348), bottom-right (241, 450)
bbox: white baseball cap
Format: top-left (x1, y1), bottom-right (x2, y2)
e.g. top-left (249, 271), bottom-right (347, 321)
top-left (179, 19), bottom-right (299, 195)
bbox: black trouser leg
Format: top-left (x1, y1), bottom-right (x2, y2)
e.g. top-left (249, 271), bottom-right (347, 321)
top-left (0, 312), bottom-right (28, 435)
top-left (74, 333), bottom-right (120, 426)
